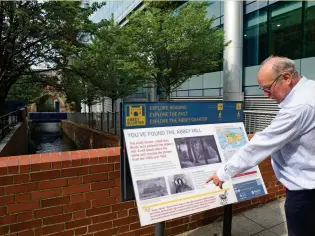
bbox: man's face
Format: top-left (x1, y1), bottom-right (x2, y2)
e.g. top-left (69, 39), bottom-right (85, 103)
top-left (257, 70), bottom-right (293, 103)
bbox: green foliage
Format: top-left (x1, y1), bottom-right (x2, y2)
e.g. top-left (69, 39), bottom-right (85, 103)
top-left (70, 18), bottom-right (146, 102)
top-left (0, 1), bottom-right (106, 107)
top-left (7, 75), bottom-right (43, 103)
top-left (121, 2), bottom-right (228, 98)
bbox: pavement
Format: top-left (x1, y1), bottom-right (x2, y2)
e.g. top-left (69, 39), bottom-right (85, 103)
top-left (177, 198), bottom-right (288, 236)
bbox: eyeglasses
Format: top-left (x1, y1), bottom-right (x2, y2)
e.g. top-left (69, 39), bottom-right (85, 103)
top-left (259, 73), bottom-right (283, 93)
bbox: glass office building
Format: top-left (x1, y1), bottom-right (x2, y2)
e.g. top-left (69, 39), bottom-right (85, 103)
top-left (89, 0), bottom-right (315, 111)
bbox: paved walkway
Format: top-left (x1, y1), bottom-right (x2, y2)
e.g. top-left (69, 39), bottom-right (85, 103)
top-left (178, 198), bottom-right (287, 236)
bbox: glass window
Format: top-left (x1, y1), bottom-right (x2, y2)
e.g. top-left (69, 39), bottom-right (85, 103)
top-left (269, 1), bottom-right (302, 59)
top-left (244, 6), bottom-right (268, 66)
top-left (304, 1), bottom-right (315, 58)
top-left (189, 90), bottom-right (203, 96)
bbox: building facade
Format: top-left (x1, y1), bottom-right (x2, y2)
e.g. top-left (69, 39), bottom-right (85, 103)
top-left (85, 0), bottom-right (315, 114)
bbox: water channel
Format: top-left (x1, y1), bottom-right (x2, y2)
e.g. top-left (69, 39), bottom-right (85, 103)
top-left (30, 123), bottom-right (78, 153)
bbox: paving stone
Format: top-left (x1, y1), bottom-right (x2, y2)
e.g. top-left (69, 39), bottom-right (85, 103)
top-left (231, 214), bottom-right (264, 236)
top-left (269, 222), bottom-right (288, 236)
top-left (242, 205), bottom-right (285, 228)
top-left (266, 199), bottom-right (286, 217)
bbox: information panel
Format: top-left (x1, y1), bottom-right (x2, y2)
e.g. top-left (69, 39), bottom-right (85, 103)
top-left (121, 102), bottom-right (267, 226)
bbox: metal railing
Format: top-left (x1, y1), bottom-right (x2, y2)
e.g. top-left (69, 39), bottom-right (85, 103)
top-left (243, 110), bottom-right (277, 134)
top-left (67, 112), bottom-right (121, 135)
top-left (0, 110), bottom-right (19, 141)
top-left (68, 110), bottom-right (277, 136)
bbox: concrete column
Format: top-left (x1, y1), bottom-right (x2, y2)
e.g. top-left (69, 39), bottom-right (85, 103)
top-left (223, 0), bottom-right (244, 101)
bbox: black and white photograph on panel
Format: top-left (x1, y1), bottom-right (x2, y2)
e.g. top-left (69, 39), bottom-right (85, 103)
top-left (174, 135), bottom-right (222, 169)
top-left (168, 173), bottom-right (194, 195)
top-left (136, 177), bottom-right (169, 201)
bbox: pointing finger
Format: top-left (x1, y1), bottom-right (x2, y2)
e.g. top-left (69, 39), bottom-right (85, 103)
top-left (205, 175), bottom-right (213, 184)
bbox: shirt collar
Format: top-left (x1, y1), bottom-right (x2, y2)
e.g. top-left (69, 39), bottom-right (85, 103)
top-left (279, 76), bottom-right (307, 108)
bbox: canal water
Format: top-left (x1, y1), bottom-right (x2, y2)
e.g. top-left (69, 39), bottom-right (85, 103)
top-left (30, 123), bottom-right (78, 153)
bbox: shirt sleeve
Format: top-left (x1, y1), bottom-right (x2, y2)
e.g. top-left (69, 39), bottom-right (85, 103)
top-left (217, 104), bottom-right (315, 182)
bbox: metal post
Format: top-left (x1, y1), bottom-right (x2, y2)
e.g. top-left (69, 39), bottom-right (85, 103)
top-left (101, 112), bottom-right (104, 131)
top-left (223, 204), bottom-right (233, 236)
top-left (155, 222), bottom-right (165, 236)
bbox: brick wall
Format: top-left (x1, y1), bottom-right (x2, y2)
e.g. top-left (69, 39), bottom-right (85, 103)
top-left (0, 147), bottom-right (284, 236)
top-left (61, 120), bottom-right (120, 149)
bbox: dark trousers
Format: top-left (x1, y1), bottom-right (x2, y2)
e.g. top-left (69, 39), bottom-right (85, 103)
top-left (285, 188), bottom-right (315, 236)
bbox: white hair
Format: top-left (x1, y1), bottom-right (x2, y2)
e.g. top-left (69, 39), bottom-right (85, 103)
top-left (262, 55), bottom-right (299, 78)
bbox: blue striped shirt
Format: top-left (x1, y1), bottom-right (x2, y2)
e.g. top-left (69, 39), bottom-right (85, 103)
top-left (217, 77), bottom-right (315, 190)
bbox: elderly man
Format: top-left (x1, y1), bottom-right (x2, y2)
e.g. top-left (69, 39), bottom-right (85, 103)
top-left (206, 56), bottom-right (315, 236)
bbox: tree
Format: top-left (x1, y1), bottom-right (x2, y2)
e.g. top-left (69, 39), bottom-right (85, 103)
top-left (121, 2), bottom-right (229, 99)
top-left (7, 75), bottom-right (43, 104)
top-left (0, 1), bottom-right (105, 111)
top-left (70, 18), bottom-right (147, 110)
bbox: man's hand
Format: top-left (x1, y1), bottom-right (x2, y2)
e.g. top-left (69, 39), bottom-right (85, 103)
top-left (206, 173), bottom-right (224, 189)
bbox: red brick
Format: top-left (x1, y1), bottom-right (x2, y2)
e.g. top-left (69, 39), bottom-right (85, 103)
top-left (118, 210), bottom-right (128, 218)
top-left (19, 229), bottom-right (35, 236)
top-left (108, 171), bottom-right (120, 180)
top-left (90, 180), bottom-right (118, 191)
top-left (66, 218), bottom-right (91, 229)
top-left (69, 151), bottom-right (81, 166)
top-left (19, 156), bottom-right (30, 173)
top-left (130, 222), bottom-right (141, 230)
top-left (51, 155), bottom-right (61, 170)
top-left (88, 150), bottom-right (100, 164)
top-left (80, 151), bottom-right (91, 166)
top-left (15, 193), bottom-right (31, 203)
top-left (64, 202), bottom-right (91, 213)
top-left (75, 226), bottom-right (87, 235)
top-left (86, 206), bottom-right (111, 217)
top-left (115, 163), bottom-right (120, 170)
top-left (30, 170), bottom-right (60, 181)
top-left (0, 195), bottom-right (14, 205)
top-left (68, 176), bottom-right (82, 186)
top-left (129, 208), bottom-right (138, 216)
top-left (0, 207), bottom-right (7, 216)
top-left (40, 153), bottom-right (52, 170)
top-left (35, 223), bottom-right (64, 235)
top-left (92, 196), bottom-right (117, 208)
top-left (10, 219), bottom-right (41, 232)
top-left (34, 206), bottom-right (63, 218)
top-left (73, 210), bottom-right (85, 220)
top-left (8, 201), bottom-right (39, 213)
top-left (110, 187), bottom-right (121, 196)
top-left (63, 184), bottom-right (90, 195)
top-left (112, 202), bottom-right (134, 212)
top-left (0, 215), bottom-right (16, 225)
top-left (0, 187), bottom-right (3, 196)
top-left (29, 154), bottom-right (42, 171)
top-left (38, 178), bottom-right (67, 190)
top-left (16, 212), bottom-right (33, 222)
top-left (113, 216), bottom-right (139, 227)
top-left (89, 164), bottom-right (114, 174)
top-left (47, 229), bottom-right (74, 236)
top-left (85, 189), bottom-right (109, 201)
top-left (83, 173), bottom-right (108, 183)
top-left (42, 196), bottom-right (70, 207)
top-left (61, 167), bottom-right (88, 177)
top-left (0, 225), bottom-right (9, 235)
top-left (88, 221), bottom-right (112, 233)
top-left (71, 194), bottom-right (85, 204)
top-left (43, 213), bottom-right (72, 225)
top-left (7, 156), bottom-right (19, 174)
top-left (14, 174), bottom-right (30, 184)
top-left (94, 228), bottom-right (118, 236)
top-left (118, 225), bottom-right (129, 234)
top-left (0, 176), bottom-right (13, 185)
top-left (134, 226), bottom-right (154, 236)
top-left (5, 183), bottom-right (37, 194)
top-left (92, 212), bottom-right (116, 224)
top-left (31, 189), bottom-right (62, 200)
top-left (60, 152), bottom-right (72, 168)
